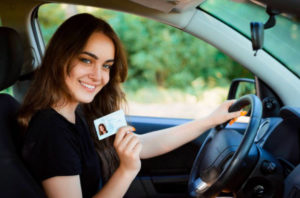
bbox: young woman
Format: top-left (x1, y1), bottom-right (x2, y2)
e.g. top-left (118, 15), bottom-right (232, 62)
top-left (18, 13), bottom-right (241, 198)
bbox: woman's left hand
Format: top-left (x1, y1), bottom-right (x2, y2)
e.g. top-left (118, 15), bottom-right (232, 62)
top-left (207, 100), bottom-right (242, 127)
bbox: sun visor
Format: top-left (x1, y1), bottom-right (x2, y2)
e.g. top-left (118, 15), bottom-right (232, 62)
top-left (129, 0), bottom-right (206, 13)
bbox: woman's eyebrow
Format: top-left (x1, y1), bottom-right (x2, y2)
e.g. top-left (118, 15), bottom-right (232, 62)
top-left (82, 51), bottom-right (98, 59)
top-left (105, 59), bottom-right (115, 63)
top-left (81, 51), bottom-right (114, 63)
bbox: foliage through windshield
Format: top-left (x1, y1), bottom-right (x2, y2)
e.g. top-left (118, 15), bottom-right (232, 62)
top-left (200, 0), bottom-right (300, 78)
top-left (39, 4), bottom-right (253, 95)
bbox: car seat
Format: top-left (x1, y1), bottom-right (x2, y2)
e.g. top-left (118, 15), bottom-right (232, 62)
top-left (0, 27), bottom-right (46, 197)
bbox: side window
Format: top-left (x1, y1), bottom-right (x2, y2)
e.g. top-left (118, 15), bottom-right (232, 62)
top-left (38, 3), bottom-right (253, 119)
top-left (0, 87), bottom-right (13, 95)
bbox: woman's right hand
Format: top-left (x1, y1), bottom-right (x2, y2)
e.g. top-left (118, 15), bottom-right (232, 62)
top-left (114, 126), bottom-right (142, 175)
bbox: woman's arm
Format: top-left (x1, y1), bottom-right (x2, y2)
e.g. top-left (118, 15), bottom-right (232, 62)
top-left (138, 100), bottom-right (241, 159)
top-left (92, 166), bottom-right (137, 198)
top-left (93, 126), bottom-right (142, 198)
top-left (42, 175), bottom-right (82, 198)
top-left (42, 168), bottom-right (137, 198)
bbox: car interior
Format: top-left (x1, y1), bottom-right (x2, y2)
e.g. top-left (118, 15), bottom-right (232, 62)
top-left (0, 0), bottom-right (300, 198)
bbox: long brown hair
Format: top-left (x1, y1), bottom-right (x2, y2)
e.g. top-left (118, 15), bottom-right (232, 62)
top-left (18, 13), bottom-right (128, 182)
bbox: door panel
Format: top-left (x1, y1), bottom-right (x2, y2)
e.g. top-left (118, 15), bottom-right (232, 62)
top-left (127, 115), bottom-right (192, 134)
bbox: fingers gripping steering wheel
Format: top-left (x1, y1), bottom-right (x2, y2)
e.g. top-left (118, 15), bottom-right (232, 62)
top-left (188, 94), bottom-right (262, 197)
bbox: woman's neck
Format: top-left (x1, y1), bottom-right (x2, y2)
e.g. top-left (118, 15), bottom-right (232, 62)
top-left (52, 101), bottom-right (78, 124)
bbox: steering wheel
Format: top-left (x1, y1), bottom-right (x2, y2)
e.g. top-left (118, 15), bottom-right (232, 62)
top-left (188, 94), bottom-right (262, 197)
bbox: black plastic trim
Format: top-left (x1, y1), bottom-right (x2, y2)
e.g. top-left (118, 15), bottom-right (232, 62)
top-left (30, 5), bottom-right (44, 59)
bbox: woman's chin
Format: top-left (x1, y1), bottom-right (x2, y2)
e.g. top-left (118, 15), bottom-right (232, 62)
top-left (77, 96), bottom-right (96, 104)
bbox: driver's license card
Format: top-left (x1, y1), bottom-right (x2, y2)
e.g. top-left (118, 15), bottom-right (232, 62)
top-left (93, 110), bottom-right (127, 140)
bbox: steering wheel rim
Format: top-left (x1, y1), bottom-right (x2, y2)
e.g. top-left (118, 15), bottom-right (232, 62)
top-left (188, 94), bottom-right (262, 197)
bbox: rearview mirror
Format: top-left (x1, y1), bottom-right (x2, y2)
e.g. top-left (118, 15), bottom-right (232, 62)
top-left (250, 22), bottom-right (264, 55)
top-left (250, 7), bottom-right (280, 55)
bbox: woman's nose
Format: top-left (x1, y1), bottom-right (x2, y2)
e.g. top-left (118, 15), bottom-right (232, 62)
top-left (89, 65), bottom-right (102, 81)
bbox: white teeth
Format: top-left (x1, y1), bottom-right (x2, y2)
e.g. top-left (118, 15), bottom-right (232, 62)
top-left (80, 82), bottom-right (95, 90)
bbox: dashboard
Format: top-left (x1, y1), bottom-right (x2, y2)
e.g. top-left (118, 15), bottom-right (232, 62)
top-left (255, 106), bottom-right (300, 198)
top-left (259, 107), bottom-right (300, 170)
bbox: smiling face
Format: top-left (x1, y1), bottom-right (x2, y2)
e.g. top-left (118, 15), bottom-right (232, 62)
top-left (65, 32), bottom-right (115, 105)
top-left (99, 125), bottom-right (105, 131)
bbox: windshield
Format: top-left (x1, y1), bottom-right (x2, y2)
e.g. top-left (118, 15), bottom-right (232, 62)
top-left (200, 0), bottom-right (300, 78)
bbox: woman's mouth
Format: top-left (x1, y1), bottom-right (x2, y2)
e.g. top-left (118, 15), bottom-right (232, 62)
top-left (79, 81), bottom-right (96, 91)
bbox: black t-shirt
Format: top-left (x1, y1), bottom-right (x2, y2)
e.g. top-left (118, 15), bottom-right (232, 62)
top-left (22, 108), bottom-right (102, 198)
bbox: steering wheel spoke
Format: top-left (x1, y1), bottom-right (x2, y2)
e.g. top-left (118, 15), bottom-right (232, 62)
top-left (194, 177), bottom-right (210, 193)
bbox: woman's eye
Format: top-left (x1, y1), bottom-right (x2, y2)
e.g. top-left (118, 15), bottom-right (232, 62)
top-left (103, 64), bottom-right (112, 70)
top-left (79, 58), bottom-right (91, 64)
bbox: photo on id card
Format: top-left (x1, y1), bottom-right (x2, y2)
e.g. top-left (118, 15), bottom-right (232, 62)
top-left (93, 109), bottom-right (127, 140)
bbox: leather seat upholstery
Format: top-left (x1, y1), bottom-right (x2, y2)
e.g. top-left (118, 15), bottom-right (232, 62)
top-left (0, 27), bottom-right (23, 91)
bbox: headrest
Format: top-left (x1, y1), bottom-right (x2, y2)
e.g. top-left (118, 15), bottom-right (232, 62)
top-left (0, 27), bottom-right (23, 91)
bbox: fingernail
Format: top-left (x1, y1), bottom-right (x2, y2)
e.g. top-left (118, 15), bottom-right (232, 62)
top-left (229, 118), bottom-right (237, 125)
top-left (240, 111), bottom-right (247, 116)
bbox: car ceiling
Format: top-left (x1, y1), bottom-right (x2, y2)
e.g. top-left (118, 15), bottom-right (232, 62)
top-left (1, 0), bottom-right (199, 31)
top-left (252, 0), bottom-right (300, 18)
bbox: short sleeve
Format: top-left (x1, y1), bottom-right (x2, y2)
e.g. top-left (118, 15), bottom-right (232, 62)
top-left (22, 119), bottom-right (82, 182)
